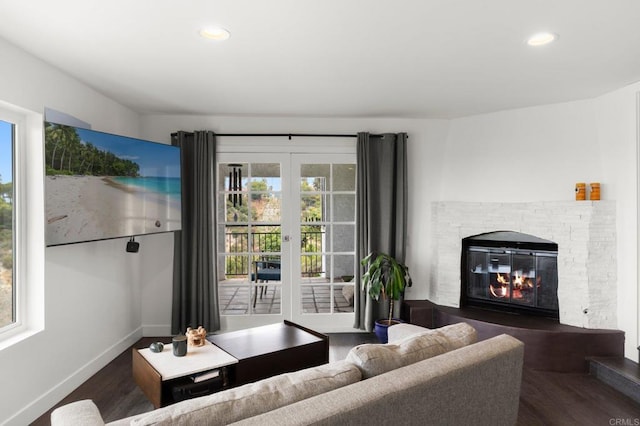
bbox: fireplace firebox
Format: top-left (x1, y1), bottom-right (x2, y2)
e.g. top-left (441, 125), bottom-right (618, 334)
top-left (461, 231), bottom-right (559, 319)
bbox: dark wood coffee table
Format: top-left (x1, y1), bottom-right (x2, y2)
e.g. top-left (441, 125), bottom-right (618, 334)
top-left (207, 320), bottom-right (329, 386)
top-left (133, 320), bottom-right (328, 407)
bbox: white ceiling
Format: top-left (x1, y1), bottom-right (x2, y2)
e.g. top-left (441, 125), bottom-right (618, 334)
top-left (1, 0), bottom-right (640, 119)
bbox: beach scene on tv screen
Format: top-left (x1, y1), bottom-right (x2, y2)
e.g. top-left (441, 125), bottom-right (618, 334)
top-left (44, 122), bottom-right (181, 246)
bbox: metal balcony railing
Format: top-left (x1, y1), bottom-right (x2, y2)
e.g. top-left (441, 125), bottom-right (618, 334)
top-left (224, 229), bottom-right (325, 277)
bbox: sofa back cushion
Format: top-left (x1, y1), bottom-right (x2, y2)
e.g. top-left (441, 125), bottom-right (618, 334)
top-left (346, 322), bottom-right (477, 379)
top-left (130, 360), bottom-right (361, 426)
top-left (433, 322), bottom-right (478, 350)
top-left (388, 322), bottom-right (477, 349)
top-left (346, 333), bottom-right (449, 379)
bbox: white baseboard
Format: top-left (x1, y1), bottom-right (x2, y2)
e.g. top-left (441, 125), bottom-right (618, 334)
top-left (7, 327), bottom-right (143, 426)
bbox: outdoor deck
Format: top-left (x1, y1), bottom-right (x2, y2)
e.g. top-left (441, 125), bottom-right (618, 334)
top-left (218, 280), bottom-right (354, 315)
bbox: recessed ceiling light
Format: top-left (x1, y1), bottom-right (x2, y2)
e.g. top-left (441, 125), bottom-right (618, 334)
top-left (527, 32), bottom-right (557, 47)
top-left (199, 27), bottom-right (230, 41)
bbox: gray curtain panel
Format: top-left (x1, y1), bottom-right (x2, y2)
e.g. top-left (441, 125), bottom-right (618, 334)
top-left (355, 132), bottom-right (408, 331)
top-left (171, 130), bottom-right (220, 334)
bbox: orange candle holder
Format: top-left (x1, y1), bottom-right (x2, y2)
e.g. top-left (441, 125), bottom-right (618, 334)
top-left (590, 182), bottom-right (600, 200)
top-left (575, 183), bottom-right (586, 201)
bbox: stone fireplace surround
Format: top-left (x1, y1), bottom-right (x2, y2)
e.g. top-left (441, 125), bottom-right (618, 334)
top-left (430, 201), bottom-right (617, 329)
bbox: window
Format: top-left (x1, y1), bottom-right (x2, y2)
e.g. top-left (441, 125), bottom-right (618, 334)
top-left (0, 102), bottom-right (44, 347)
top-left (0, 120), bottom-right (14, 329)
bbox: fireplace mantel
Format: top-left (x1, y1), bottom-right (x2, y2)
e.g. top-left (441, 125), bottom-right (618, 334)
top-left (430, 201), bottom-right (617, 329)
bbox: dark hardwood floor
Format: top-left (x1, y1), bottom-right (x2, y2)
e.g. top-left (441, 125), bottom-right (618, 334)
top-left (32, 334), bottom-right (640, 425)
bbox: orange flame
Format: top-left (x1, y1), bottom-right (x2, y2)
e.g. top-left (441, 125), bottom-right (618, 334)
top-left (489, 271), bottom-right (537, 300)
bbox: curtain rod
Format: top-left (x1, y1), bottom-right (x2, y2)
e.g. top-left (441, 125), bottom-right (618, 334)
top-left (170, 132), bottom-right (393, 140)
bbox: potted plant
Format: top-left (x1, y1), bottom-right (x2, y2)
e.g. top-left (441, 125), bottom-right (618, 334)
top-left (361, 252), bottom-right (412, 343)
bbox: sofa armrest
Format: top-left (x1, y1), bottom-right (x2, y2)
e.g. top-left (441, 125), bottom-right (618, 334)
top-left (51, 399), bottom-right (105, 426)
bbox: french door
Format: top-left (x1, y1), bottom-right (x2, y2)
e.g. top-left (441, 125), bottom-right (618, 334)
top-left (216, 150), bottom-right (356, 332)
top-left (291, 154), bottom-right (357, 331)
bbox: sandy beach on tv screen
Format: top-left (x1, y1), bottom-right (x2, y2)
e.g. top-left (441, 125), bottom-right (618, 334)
top-left (46, 175), bottom-right (181, 246)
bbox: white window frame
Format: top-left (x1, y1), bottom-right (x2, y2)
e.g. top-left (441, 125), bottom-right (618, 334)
top-left (0, 101), bottom-right (45, 349)
top-left (216, 135), bottom-right (357, 332)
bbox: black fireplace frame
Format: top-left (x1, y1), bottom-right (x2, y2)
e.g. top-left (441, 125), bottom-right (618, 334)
top-left (460, 231), bottom-right (559, 320)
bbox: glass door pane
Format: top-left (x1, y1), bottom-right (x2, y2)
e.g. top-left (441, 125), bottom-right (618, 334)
top-left (217, 160), bottom-right (284, 319)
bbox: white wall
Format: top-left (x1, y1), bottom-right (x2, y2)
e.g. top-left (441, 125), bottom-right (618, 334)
top-left (441, 100), bottom-right (603, 202)
top-left (595, 83), bottom-right (640, 363)
top-left (441, 92), bottom-right (639, 361)
top-left (0, 38), bottom-right (169, 425)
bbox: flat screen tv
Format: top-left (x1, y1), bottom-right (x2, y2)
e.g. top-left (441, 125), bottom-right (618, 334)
top-left (44, 121), bottom-right (181, 246)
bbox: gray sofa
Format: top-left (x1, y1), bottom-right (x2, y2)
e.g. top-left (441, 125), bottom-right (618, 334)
top-left (51, 323), bottom-right (524, 425)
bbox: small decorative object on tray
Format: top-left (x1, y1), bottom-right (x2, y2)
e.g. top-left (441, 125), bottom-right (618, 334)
top-left (149, 342), bottom-right (164, 353)
top-left (186, 326), bottom-right (207, 347)
top-left (172, 333), bottom-right (188, 357)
